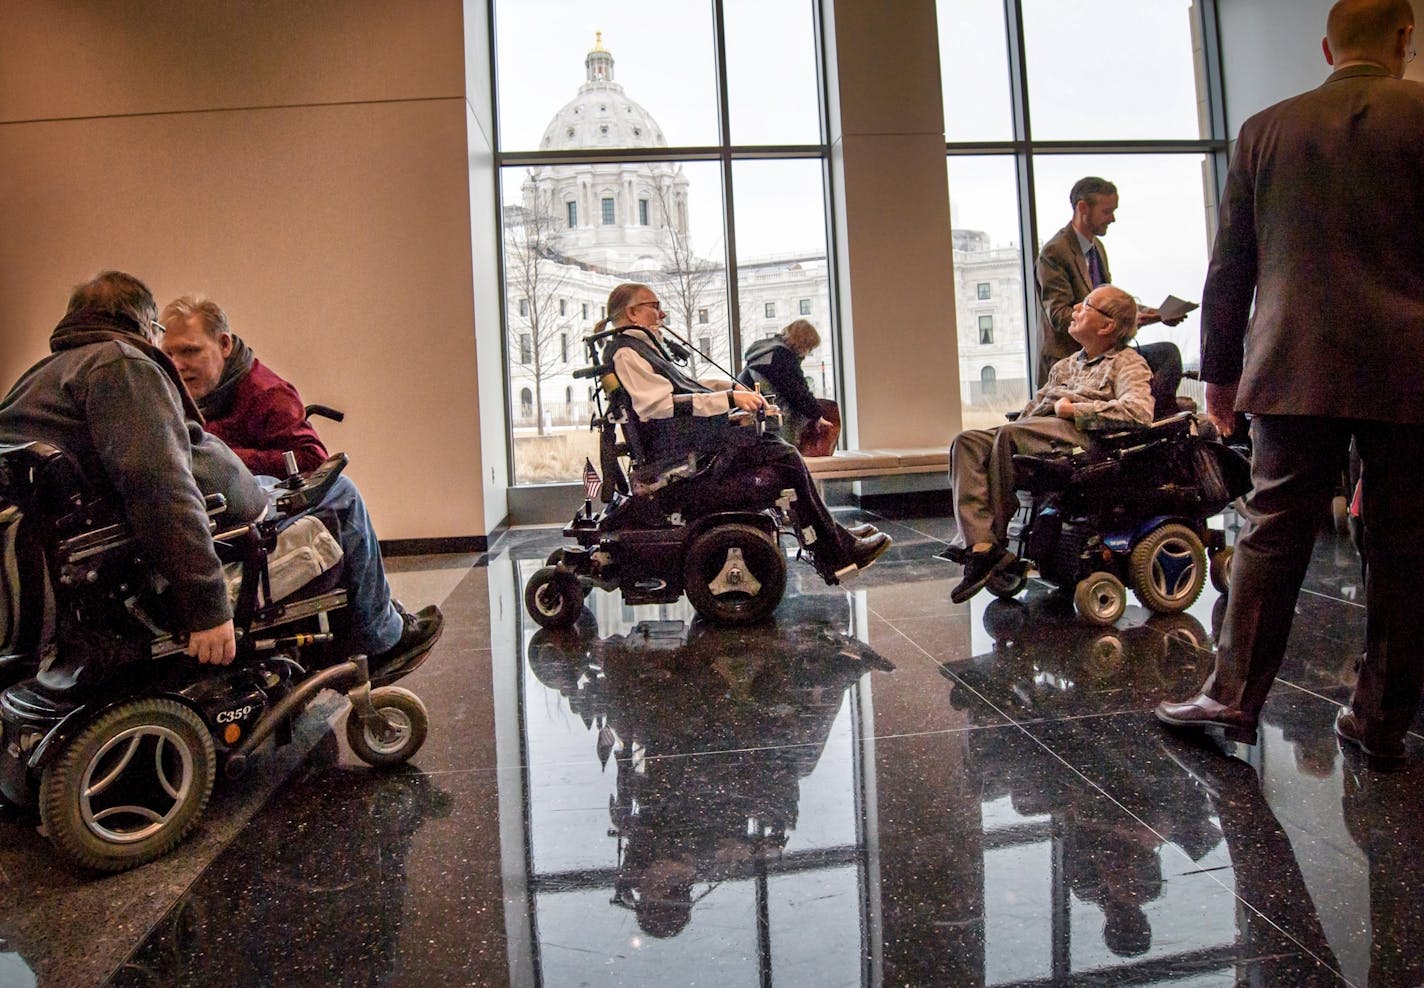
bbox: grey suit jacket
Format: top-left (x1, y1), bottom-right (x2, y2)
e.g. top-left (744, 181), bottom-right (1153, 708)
top-left (1200, 64), bottom-right (1424, 423)
top-left (1035, 224), bottom-right (1109, 386)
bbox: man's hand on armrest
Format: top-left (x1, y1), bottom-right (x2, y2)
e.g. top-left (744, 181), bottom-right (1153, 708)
top-left (187, 620), bottom-right (236, 665)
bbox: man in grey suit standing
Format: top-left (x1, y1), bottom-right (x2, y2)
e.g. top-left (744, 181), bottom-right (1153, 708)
top-left (1035, 178), bottom-right (1181, 392)
top-left (1156, 0), bottom-right (1423, 766)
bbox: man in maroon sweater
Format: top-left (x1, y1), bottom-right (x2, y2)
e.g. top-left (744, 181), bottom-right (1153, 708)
top-left (159, 294), bottom-right (443, 680)
top-left (159, 296), bottom-right (328, 475)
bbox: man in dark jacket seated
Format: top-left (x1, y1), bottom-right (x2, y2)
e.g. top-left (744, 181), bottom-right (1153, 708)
top-left (0, 272), bottom-right (440, 678)
top-left (737, 319), bottom-right (833, 450)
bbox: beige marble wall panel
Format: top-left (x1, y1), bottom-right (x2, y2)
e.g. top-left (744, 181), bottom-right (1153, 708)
top-left (0, 99), bottom-right (485, 540)
top-left (0, 0), bottom-right (464, 124)
top-left (828, 0), bottom-right (945, 138)
top-left (828, 0), bottom-right (960, 450)
top-left (837, 131), bottom-right (960, 449)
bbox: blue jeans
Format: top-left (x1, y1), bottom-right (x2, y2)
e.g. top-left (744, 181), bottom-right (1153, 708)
top-left (265, 475), bottom-right (403, 656)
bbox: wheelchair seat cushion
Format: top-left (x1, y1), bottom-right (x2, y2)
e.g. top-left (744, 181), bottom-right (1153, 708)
top-left (222, 514), bottom-right (343, 607)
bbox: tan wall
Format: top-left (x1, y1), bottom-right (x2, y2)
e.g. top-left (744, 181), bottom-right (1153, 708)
top-left (0, 0), bottom-right (496, 540)
top-left (825, 0), bottom-right (962, 449)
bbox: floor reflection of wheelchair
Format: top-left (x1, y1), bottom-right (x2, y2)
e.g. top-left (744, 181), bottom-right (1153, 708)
top-left (525, 331), bottom-right (812, 630)
top-left (526, 602), bottom-right (892, 938)
top-left (955, 593), bottom-right (1212, 721)
top-left (979, 409), bottom-right (1251, 626)
top-left (0, 441), bottom-right (430, 872)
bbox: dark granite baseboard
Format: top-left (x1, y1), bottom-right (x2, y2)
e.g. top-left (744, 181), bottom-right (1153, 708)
top-left (379, 535), bottom-right (487, 557)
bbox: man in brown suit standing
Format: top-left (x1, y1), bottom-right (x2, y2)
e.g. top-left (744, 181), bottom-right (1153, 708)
top-left (1035, 178), bottom-right (1181, 393)
top-left (1156, 0), bottom-right (1424, 766)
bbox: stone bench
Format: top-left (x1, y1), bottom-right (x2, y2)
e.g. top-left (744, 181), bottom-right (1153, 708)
top-left (803, 447), bottom-right (949, 482)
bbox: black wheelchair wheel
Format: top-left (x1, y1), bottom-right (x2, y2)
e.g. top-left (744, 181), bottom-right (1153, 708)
top-left (1129, 523), bottom-right (1206, 614)
top-left (346, 687), bottom-right (429, 768)
top-left (1209, 546), bottom-right (1233, 595)
top-left (525, 565), bottom-right (584, 629)
top-left (1074, 572), bottom-right (1127, 627)
top-left (683, 523), bottom-right (787, 625)
top-left (39, 697), bottom-right (216, 872)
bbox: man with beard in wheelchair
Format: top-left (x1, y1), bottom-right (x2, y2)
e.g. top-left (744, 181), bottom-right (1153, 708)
top-left (948, 284), bottom-right (1154, 603)
top-left (0, 271), bottom-right (441, 680)
top-left (596, 282), bottom-right (891, 583)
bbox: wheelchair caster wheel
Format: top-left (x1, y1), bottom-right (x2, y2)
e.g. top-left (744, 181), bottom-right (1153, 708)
top-left (1074, 572), bottom-right (1126, 627)
top-left (525, 566), bottom-right (585, 629)
top-left (986, 564), bottom-right (1028, 599)
top-left (1209, 546), bottom-right (1233, 595)
top-left (347, 686), bottom-right (429, 767)
top-left (39, 697), bottom-right (216, 872)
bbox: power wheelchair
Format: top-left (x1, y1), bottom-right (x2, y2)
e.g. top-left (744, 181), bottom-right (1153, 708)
top-left (0, 441), bottom-right (430, 871)
top-left (525, 331), bottom-right (816, 629)
top-left (949, 411), bottom-right (1251, 626)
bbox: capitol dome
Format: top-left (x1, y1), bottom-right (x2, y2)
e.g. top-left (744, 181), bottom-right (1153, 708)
top-left (539, 34), bottom-right (668, 152)
top-left (521, 34), bottom-right (690, 274)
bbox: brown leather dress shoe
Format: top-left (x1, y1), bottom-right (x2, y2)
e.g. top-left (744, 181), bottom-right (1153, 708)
top-left (1334, 707), bottom-right (1407, 769)
top-left (1154, 694), bottom-right (1258, 745)
top-left (847, 523), bottom-right (879, 538)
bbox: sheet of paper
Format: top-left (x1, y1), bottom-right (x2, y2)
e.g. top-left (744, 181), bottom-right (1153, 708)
top-left (1157, 295), bottom-right (1200, 321)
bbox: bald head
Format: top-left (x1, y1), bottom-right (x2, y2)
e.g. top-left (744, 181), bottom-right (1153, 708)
top-left (1325, 0), bottom-right (1415, 74)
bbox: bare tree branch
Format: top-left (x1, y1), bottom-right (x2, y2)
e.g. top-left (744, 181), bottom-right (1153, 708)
top-left (504, 180), bottom-right (575, 435)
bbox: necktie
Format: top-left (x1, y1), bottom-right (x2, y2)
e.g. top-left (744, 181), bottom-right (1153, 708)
top-left (1086, 245), bottom-right (1105, 288)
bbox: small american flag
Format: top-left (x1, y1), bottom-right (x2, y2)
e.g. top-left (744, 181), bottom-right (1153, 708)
top-left (582, 458), bottom-right (601, 502)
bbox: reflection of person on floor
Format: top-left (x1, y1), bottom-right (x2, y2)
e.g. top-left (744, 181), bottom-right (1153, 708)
top-left (1342, 763), bottom-right (1424, 987)
top-left (1165, 739), bottom-right (1340, 984)
top-left (527, 612), bottom-right (890, 938)
top-left (949, 285), bottom-right (1153, 604)
top-left (1063, 810), bottom-right (1162, 957)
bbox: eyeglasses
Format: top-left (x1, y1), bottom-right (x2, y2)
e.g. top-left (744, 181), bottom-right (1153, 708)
top-left (1080, 299), bottom-right (1109, 318)
top-left (631, 300), bottom-right (665, 313)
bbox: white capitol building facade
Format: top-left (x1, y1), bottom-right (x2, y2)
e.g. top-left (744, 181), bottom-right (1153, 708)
top-left (504, 38), bottom-right (1026, 436)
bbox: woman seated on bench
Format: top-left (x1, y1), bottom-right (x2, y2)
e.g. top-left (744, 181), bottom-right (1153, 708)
top-left (595, 282), bottom-right (891, 584)
top-left (948, 284), bottom-right (1153, 604)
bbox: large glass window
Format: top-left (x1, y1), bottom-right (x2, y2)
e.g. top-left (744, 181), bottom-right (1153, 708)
top-left (940, 0), bottom-right (1226, 429)
top-left (494, 1), bottom-right (837, 486)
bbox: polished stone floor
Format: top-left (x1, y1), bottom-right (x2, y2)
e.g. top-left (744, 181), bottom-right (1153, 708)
top-left (2, 506), bottom-right (1421, 987)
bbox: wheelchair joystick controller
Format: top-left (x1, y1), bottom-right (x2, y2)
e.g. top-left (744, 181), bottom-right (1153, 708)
top-left (280, 450), bottom-right (303, 490)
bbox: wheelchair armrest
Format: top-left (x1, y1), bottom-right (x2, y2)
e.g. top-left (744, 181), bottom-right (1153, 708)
top-left (273, 452), bottom-right (349, 517)
top-left (204, 493), bottom-right (227, 517)
top-left (572, 363), bottom-right (612, 380)
top-left (1085, 411), bottom-right (1193, 450)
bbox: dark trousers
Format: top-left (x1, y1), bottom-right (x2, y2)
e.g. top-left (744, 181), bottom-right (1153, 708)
top-left (1202, 415), bottom-right (1424, 742)
top-left (701, 429), bottom-right (849, 566)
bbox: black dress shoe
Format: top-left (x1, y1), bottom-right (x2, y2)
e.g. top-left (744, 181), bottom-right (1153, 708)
top-left (1335, 707), bottom-right (1408, 769)
top-left (849, 531), bottom-right (892, 570)
top-left (1154, 694), bottom-right (1258, 745)
top-left (950, 544), bottom-right (1013, 604)
top-left (369, 604), bottom-right (444, 686)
